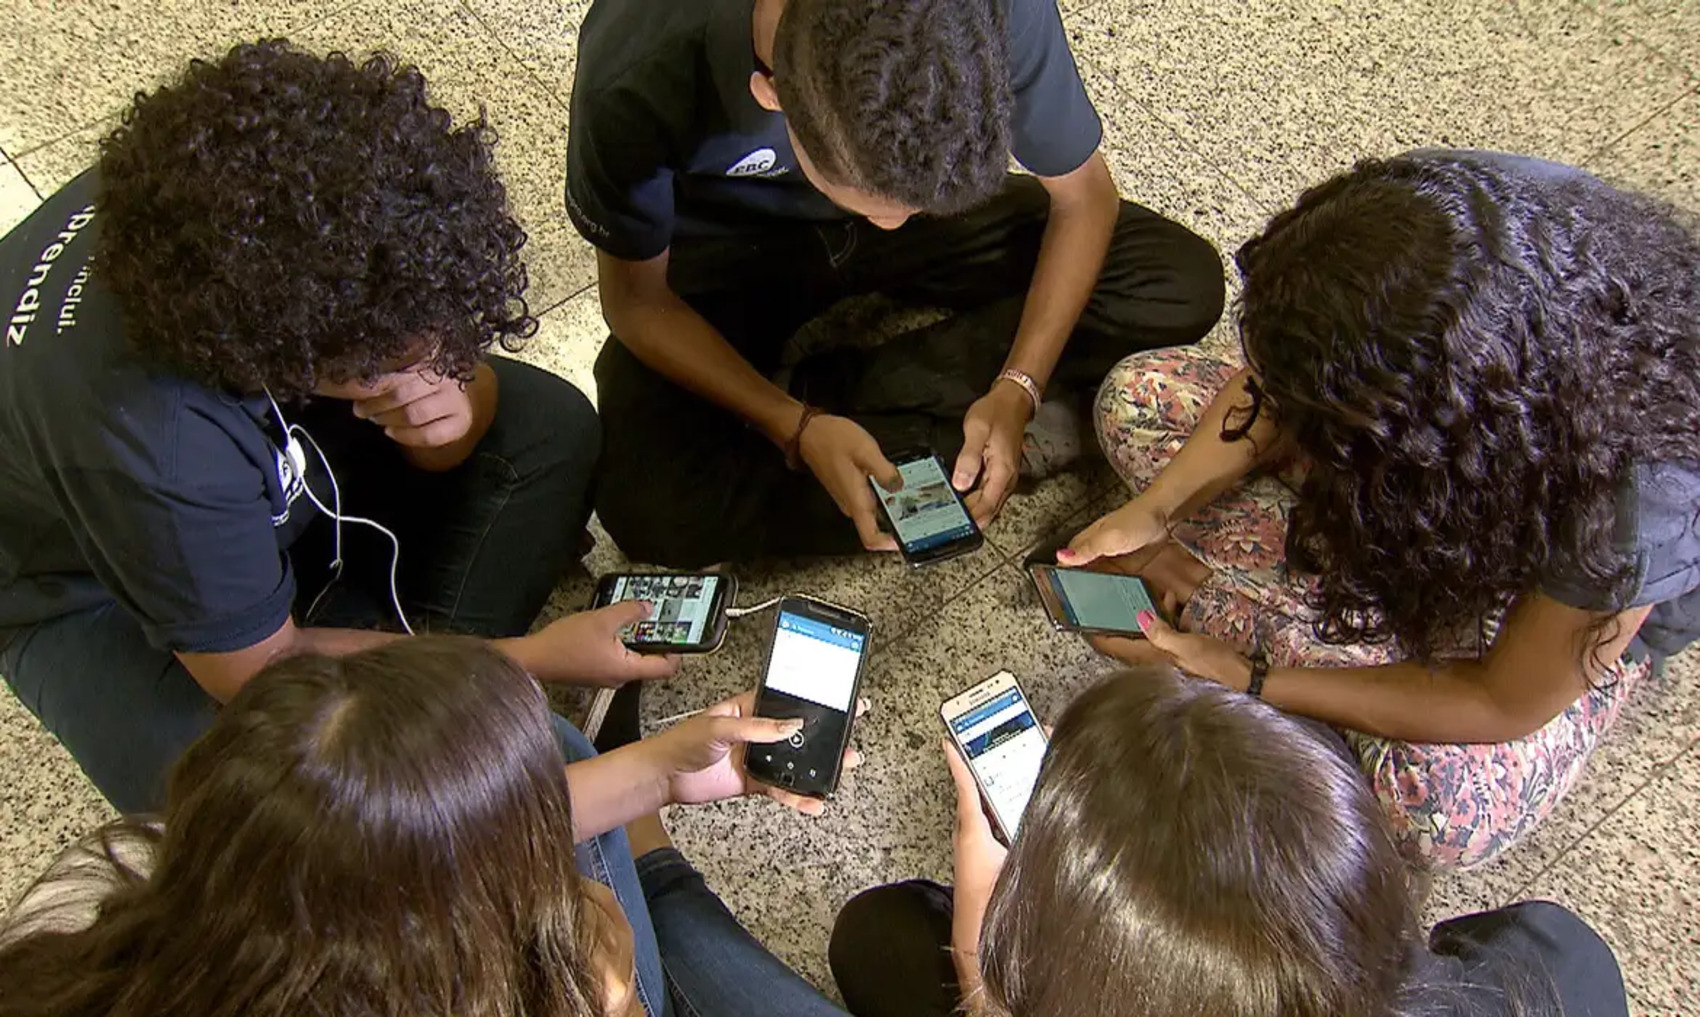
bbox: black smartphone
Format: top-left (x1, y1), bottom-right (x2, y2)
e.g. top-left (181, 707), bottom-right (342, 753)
top-left (869, 448), bottom-right (984, 567)
top-left (592, 572), bottom-right (736, 654)
top-left (744, 595), bottom-right (872, 798)
top-left (941, 670), bottom-right (1048, 842)
top-left (1028, 564), bottom-right (1159, 637)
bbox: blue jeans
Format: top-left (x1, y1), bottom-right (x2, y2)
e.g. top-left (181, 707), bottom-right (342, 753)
top-left (1, 358), bottom-right (599, 813)
top-left (552, 716), bottom-right (848, 1017)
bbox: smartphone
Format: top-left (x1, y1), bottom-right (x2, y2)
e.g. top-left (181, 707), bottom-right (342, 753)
top-left (592, 572), bottom-right (736, 654)
top-left (744, 596), bottom-right (872, 798)
top-left (869, 448), bottom-right (984, 567)
top-left (1028, 564), bottom-right (1159, 637)
top-left (941, 671), bottom-right (1048, 841)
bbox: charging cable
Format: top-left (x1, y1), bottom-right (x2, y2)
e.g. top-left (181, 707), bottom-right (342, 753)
top-left (725, 594), bottom-right (783, 619)
top-left (268, 391), bottom-right (415, 636)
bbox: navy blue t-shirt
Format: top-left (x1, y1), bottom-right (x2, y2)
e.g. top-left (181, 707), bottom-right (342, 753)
top-left (0, 171), bottom-right (319, 654)
top-left (566, 0), bottom-right (1103, 260)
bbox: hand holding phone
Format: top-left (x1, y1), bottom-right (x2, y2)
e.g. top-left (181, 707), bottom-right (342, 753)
top-left (870, 449), bottom-right (985, 567)
top-left (593, 572), bottom-right (735, 653)
top-left (1029, 564), bottom-right (1161, 637)
top-left (744, 596), bottom-right (872, 798)
top-left (650, 690), bottom-right (864, 817)
top-left (941, 671), bottom-right (1048, 841)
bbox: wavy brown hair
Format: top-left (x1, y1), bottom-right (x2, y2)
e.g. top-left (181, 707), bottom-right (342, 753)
top-left (96, 40), bottom-right (535, 397)
top-left (978, 669), bottom-right (1423, 1017)
top-left (0, 638), bottom-right (605, 1017)
top-left (1233, 154), bottom-right (1700, 660)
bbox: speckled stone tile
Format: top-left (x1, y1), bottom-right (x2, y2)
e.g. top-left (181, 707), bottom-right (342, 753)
top-left (1522, 744), bottom-right (1700, 1015)
top-left (1082, 65), bottom-right (1272, 279)
top-left (508, 286), bottom-right (605, 405)
top-left (0, 0), bottom-right (355, 156)
top-left (1592, 89), bottom-right (1700, 215)
top-left (10, 118), bottom-right (107, 197)
top-left (295, 0), bottom-right (593, 309)
top-left (463, 0), bottom-right (592, 103)
top-left (1069, 0), bottom-right (1693, 212)
top-left (1423, 645), bottom-right (1700, 929)
top-left (980, 464), bottom-right (1120, 561)
top-left (0, 159), bottom-right (41, 238)
top-left (1590, 0), bottom-right (1700, 80)
top-left (661, 562), bottom-right (1122, 997)
top-left (0, 686), bottom-right (116, 908)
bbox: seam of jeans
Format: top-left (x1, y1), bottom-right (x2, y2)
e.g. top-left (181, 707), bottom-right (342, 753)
top-left (663, 961), bottom-right (704, 1017)
top-left (437, 450), bottom-right (519, 626)
top-left (584, 832), bottom-right (661, 1017)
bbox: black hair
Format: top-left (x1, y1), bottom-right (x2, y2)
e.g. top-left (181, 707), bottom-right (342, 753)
top-left (96, 39), bottom-right (535, 397)
top-left (771, 0), bottom-right (1012, 214)
top-left (1233, 154), bottom-right (1700, 661)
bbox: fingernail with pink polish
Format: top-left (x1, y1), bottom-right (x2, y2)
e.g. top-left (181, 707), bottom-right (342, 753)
top-left (1136, 610), bottom-right (1155, 631)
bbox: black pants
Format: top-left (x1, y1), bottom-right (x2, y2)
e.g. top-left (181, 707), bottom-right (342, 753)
top-left (1, 357), bottom-right (599, 812)
top-left (827, 883), bottom-right (1631, 1017)
top-left (595, 176), bottom-right (1226, 567)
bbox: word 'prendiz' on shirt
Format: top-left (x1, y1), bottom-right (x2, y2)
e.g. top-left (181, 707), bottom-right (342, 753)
top-left (7, 204), bottom-right (96, 348)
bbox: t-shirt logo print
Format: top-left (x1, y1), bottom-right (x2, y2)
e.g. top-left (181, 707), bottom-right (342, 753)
top-left (727, 148), bottom-right (778, 177)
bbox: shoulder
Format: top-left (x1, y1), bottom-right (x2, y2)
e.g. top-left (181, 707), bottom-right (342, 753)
top-left (1419, 900), bottom-right (1629, 1017)
top-left (576, 0), bottom-right (710, 97)
top-left (1623, 461), bottom-right (1700, 604)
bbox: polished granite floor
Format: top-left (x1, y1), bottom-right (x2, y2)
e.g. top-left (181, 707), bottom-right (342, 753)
top-left (2, 0), bottom-right (1698, 1011)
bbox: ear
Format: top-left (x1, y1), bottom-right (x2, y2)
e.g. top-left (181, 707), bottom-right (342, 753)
top-left (749, 71), bottom-right (782, 112)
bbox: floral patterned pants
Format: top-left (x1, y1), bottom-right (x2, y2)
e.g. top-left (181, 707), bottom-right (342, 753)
top-left (1094, 348), bottom-right (1651, 870)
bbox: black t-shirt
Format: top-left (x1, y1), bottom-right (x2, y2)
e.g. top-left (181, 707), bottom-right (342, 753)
top-left (566, 0), bottom-right (1103, 261)
top-left (1418, 900), bottom-right (1629, 1017)
top-left (0, 170), bottom-right (322, 654)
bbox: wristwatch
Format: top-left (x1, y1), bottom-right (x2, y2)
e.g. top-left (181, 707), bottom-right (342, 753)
top-left (1245, 645), bottom-right (1270, 699)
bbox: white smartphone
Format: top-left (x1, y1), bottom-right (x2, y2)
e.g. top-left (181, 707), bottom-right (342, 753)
top-left (940, 670), bottom-right (1048, 841)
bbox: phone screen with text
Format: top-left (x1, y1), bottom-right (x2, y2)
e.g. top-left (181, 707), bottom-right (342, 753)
top-left (873, 456), bottom-right (976, 554)
top-left (949, 687), bottom-right (1046, 836)
top-left (1047, 569), bottom-right (1157, 634)
top-left (748, 609), bottom-right (868, 795)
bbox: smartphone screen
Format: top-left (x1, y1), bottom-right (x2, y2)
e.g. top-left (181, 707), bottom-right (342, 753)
top-left (1035, 567), bottom-right (1158, 635)
top-left (599, 574), bottom-right (726, 649)
top-left (871, 452), bottom-right (981, 564)
top-left (747, 599), bottom-right (870, 797)
top-left (943, 672), bottom-right (1047, 838)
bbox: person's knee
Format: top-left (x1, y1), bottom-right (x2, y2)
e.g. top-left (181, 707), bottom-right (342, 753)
top-left (594, 465), bottom-right (721, 568)
top-left (487, 356), bottom-right (602, 477)
top-left (1106, 208), bottom-right (1228, 342)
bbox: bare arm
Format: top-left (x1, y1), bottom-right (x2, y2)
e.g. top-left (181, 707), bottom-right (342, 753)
top-left (1261, 598), bottom-right (1654, 744)
top-left (1142, 367), bottom-right (1291, 522)
top-left (598, 249), bottom-right (803, 445)
top-left (1064, 368), bottom-right (1291, 564)
top-left (176, 618), bottom-right (401, 703)
top-left (1004, 152), bottom-right (1121, 388)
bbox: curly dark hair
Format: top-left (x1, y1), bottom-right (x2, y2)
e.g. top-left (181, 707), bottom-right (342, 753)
top-left (771, 0), bottom-right (1012, 215)
top-left (1233, 154), bottom-right (1700, 661)
top-left (96, 39), bottom-right (535, 397)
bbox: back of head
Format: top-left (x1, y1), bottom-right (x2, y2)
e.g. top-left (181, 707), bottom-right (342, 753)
top-left (772, 0), bottom-right (1013, 214)
top-left (97, 40), bottom-right (535, 398)
top-left (0, 638), bottom-right (602, 1017)
top-left (979, 668), bottom-right (1417, 1017)
top-left (1230, 155), bottom-right (1700, 660)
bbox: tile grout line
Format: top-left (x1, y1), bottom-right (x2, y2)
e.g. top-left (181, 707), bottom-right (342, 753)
top-left (1583, 83), bottom-right (1700, 168)
top-left (1503, 740), bottom-right (1693, 902)
top-left (455, 0), bottom-right (574, 115)
top-left (1070, 49), bottom-right (1272, 218)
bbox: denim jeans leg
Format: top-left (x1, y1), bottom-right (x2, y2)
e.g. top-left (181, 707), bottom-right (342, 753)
top-left (636, 846), bottom-right (851, 1017)
top-left (552, 713), bottom-right (669, 1017)
top-left (1, 604), bottom-right (219, 814)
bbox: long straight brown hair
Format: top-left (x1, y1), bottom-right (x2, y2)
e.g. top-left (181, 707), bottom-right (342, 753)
top-left (0, 638), bottom-right (606, 1017)
top-left (978, 668), bottom-right (1421, 1017)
